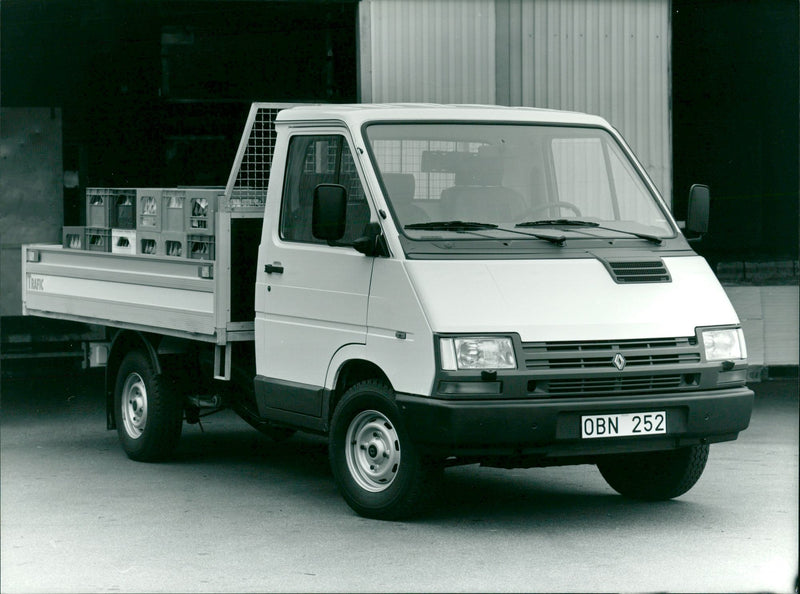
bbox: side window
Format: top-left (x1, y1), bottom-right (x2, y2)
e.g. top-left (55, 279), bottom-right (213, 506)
top-left (280, 135), bottom-right (371, 244)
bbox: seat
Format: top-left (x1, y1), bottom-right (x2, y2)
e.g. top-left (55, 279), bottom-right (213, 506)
top-left (382, 172), bottom-right (428, 224)
top-left (439, 155), bottom-right (524, 224)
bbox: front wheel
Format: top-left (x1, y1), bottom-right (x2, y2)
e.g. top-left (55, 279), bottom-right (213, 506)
top-left (114, 350), bottom-right (183, 462)
top-left (597, 444), bottom-right (710, 500)
top-left (329, 380), bottom-right (438, 520)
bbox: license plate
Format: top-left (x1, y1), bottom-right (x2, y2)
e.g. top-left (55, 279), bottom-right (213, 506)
top-left (581, 411), bottom-right (667, 439)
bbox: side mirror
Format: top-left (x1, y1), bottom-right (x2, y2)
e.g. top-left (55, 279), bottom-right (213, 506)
top-left (686, 184), bottom-right (710, 238)
top-left (312, 184), bottom-right (347, 242)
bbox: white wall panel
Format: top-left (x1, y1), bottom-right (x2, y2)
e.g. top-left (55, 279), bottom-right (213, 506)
top-left (499, 0), bottom-right (671, 203)
top-left (362, 0), bottom-right (671, 205)
top-left (363, 0), bottom-right (496, 105)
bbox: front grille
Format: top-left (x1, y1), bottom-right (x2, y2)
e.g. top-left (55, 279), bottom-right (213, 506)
top-left (523, 337), bottom-right (700, 371)
top-left (522, 336), bottom-right (703, 397)
top-left (544, 375), bottom-right (684, 395)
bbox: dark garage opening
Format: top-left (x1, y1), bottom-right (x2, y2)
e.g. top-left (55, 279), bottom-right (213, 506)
top-left (2, 0), bottom-right (359, 226)
top-left (1, 0), bottom-right (358, 354)
top-left (672, 0), bottom-right (799, 275)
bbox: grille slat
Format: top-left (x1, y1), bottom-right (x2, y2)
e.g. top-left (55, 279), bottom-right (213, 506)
top-left (546, 375), bottom-right (683, 395)
top-left (523, 337), bottom-right (700, 371)
top-left (605, 260), bottom-right (671, 283)
top-left (523, 336), bottom-right (701, 397)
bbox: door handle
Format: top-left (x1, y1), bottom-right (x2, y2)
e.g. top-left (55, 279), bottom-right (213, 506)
top-left (264, 263), bottom-right (284, 274)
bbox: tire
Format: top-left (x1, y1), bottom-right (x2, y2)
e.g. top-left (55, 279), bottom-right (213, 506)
top-left (114, 350), bottom-right (183, 462)
top-left (597, 444), bottom-right (710, 501)
top-left (329, 380), bottom-right (438, 520)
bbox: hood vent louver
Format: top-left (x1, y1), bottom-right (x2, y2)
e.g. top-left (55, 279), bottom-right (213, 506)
top-left (600, 258), bottom-right (671, 284)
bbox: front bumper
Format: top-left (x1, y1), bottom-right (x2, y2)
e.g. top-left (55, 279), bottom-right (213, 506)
top-left (396, 386), bottom-right (753, 459)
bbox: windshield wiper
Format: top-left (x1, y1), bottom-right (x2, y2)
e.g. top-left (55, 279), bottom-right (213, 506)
top-left (405, 220), bottom-right (566, 245)
top-left (517, 218), bottom-right (599, 227)
top-left (405, 221), bottom-right (498, 231)
top-left (516, 219), bottom-right (663, 245)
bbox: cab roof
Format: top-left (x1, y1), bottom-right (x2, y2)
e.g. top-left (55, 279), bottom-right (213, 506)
top-left (270, 103), bottom-right (611, 129)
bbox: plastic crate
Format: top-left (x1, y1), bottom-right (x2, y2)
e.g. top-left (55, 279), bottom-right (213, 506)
top-left (112, 229), bottom-right (137, 255)
top-left (138, 231), bottom-right (162, 256)
top-left (185, 190), bottom-right (218, 236)
top-left (85, 227), bottom-right (111, 252)
top-left (111, 190), bottom-right (136, 229)
top-left (162, 190), bottom-right (187, 232)
top-left (86, 188), bottom-right (113, 227)
top-left (136, 189), bottom-right (162, 231)
top-left (62, 226), bottom-right (85, 250)
top-left (188, 235), bottom-right (215, 260)
top-left (163, 232), bottom-right (188, 258)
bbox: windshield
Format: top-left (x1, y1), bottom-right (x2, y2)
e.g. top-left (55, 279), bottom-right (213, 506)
top-left (364, 123), bottom-right (675, 240)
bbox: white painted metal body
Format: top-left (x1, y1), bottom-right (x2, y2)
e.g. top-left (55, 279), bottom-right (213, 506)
top-left (22, 104), bottom-right (742, 403)
top-left (21, 193), bottom-right (262, 347)
top-left (253, 104), bottom-right (740, 398)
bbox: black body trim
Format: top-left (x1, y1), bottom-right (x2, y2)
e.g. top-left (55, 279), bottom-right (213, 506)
top-left (395, 386), bottom-right (754, 459)
top-left (254, 375), bottom-right (324, 426)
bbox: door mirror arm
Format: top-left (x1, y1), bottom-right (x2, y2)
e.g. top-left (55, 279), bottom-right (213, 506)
top-left (353, 222), bottom-right (389, 257)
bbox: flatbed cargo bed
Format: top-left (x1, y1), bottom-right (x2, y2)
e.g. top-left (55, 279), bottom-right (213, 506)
top-left (22, 197), bottom-right (264, 347)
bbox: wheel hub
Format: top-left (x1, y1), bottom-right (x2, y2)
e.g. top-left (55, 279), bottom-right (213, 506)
top-left (345, 410), bottom-right (401, 492)
top-left (121, 372), bottom-right (148, 439)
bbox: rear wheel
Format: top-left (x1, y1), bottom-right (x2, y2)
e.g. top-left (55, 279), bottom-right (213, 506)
top-left (329, 380), bottom-right (439, 520)
top-left (597, 444), bottom-right (710, 500)
top-left (114, 350), bottom-right (183, 462)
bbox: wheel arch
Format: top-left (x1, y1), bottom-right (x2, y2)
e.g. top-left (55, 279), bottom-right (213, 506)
top-left (325, 358), bottom-right (391, 428)
top-left (105, 330), bottom-right (172, 430)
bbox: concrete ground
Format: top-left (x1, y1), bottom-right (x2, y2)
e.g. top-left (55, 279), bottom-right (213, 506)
top-left (1, 361), bottom-right (797, 593)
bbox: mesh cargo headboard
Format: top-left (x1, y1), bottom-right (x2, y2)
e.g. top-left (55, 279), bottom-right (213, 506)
top-left (225, 103), bottom-right (297, 208)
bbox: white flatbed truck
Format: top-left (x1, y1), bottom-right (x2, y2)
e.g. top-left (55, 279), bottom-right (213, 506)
top-left (22, 103), bottom-right (754, 519)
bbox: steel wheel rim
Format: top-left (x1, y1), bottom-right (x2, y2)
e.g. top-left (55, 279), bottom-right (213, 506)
top-left (121, 372), bottom-right (148, 439)
top-left (345, 409), bottom-right (401, 492)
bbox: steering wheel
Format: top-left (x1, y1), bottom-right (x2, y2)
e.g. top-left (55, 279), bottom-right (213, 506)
top-left (526, 201), bottom-right (582, 218)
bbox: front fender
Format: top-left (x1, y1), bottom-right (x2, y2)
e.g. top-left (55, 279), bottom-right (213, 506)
top-left (324, 338), bottom-right (435, 397)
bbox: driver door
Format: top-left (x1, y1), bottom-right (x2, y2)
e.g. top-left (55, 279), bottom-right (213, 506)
top-left (255, 132), bottom-right (374, 419)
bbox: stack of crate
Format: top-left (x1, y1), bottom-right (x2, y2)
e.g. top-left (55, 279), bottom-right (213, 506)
top-left (137, 188), bottom-right (165, 257)
top-left (186, 190), bottom-right (216, 261)
top-left (138, 188), bottom-right (218, 260)
top-left (64, 187), bottom-right (218, 260)
top-left (63, 188), bottom-right (137, 253)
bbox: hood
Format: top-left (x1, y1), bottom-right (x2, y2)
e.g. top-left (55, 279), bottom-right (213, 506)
top-left (405, 255), bottom-right (739, 342)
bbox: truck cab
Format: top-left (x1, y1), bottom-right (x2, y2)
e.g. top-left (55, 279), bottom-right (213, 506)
top-left (250, 104), bottom-right (752, 518)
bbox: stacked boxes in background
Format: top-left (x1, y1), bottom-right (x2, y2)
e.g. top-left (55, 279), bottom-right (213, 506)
top-left (161, 189), bottom-right (188, 257)
top-left (137, 189), bottom-right (162, 232)
top-left (74, 188), bottom-right (136, 253)
top-left (186, 190), bottom-right (216, 261)
top-left (138, 231), bottom-right (162, 256)
top-left (112, 230), bottom-right (137, 255)
top-left (62, 226), bottom-right (85, 250)
top-left (63, 187), bottom-right (219, 260)
top-left (137, 189), bottom-right (165, 256)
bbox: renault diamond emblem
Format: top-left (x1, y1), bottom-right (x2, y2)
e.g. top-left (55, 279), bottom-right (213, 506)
top-left (613, 353), bottom-right (626, 370)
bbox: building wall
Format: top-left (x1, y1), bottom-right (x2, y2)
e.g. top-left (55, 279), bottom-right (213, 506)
top-left (362, 0), bottom-right (671, 203)
top-left (0, 108), bottom-right (64, 317)
top-left (497, 0), bottom-right (671, 202)
top-left (360, 0), bottom-right (496, 104)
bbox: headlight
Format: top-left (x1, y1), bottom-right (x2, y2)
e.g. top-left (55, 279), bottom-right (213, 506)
top-left (702, 328), bottom-right (747, 361)
top-left (440, 337), bottom-right (516, 370)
